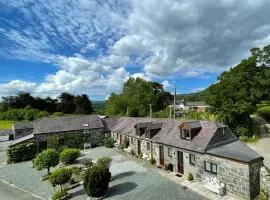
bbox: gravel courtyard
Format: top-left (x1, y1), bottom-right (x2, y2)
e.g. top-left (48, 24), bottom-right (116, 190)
top-left (0, 146), bottom-right (207, 200)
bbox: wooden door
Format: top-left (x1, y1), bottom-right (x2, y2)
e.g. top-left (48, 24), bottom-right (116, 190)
top-left (177, 151), bottom-right (184, 174)
top-left (137, 140), bottom-right (141, 154)
top-left (159, 146), bottom-right (164, 166)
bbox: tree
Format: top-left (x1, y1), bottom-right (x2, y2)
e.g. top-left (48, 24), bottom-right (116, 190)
top-left (75, 94), bottom-right (94, 114)
top-left (206, 44), bottom-right (270, 136)
top-left (60, 148), bottom-right (81, 164)
top-left (83, 164), bottom-right (111, 197)
top-left (49, 167), bottom-right (72, 194)
top-left (57, 92), bottom-right (76, 114)
top-left (105, 78), bottom-right (172, 117)
top-left (33, 149), bottom-right (59, 175)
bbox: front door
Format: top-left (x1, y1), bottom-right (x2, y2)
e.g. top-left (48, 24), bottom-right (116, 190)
top-left (159, 146), bottom-right (164, 166)
top-left (137, 140), bottom-right (141, 154)
top-left (177, 151), bottom-right (184, 174)
top-left (119, 134), bottom-right (122, 145)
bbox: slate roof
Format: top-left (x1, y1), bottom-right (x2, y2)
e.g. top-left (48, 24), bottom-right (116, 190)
top-left (33, 115), bottom-right (104, 134)
top-left (206, 140), bottom-right (263, 163)
top-left (9, 134), bottom-right (34, 147)
top-left (185, 101), bottom-right (209, 107)
top-left (13, 122), bottom-right (34, 130)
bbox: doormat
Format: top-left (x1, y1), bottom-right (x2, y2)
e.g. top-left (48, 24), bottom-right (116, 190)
top-left (175, 174), bottom-right (182, 178)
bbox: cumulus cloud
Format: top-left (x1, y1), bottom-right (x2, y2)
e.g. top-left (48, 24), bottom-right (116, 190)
top-left (1, 0), bottom-right (270, 99)
top-left (0, 80), bottom-right (36, 97)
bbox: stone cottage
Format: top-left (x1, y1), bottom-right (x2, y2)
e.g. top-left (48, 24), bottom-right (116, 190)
top-left (9, 115), bottom-right (108, 150)
top-left (11, 122), bottom-right (34, 140)
top-left (110, 117), bottom-right (263, 200)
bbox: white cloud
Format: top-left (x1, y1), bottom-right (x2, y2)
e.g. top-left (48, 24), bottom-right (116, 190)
top-left (190, 87), bottom-right (206, 93)
top-left (0, 80), bottom-right (37, 97)
top-left (161, 80), bottom-right (173, 91)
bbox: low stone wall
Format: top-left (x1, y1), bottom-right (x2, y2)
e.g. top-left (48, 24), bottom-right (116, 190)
top-left (261, 166), bottom-right (270, 198)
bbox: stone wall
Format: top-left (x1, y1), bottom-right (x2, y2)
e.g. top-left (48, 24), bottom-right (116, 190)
top-left (35, 128), bottom-right (104, 148)
top-left (14, 128), bottom-right (34, 139)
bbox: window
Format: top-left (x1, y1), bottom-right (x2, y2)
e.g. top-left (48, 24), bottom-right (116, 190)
top-left (181, 129), bottom-right (190, 140)
top-left (168, 147), bottom-right (172, 157)
top-left (147, 142), bottom-right (150, 150)
top-left (131, 137), bottom-right (134, 144)
top-left (204, 161), bottom-right (217, 174)
top-left (189, 154), bottom-right (196, 165)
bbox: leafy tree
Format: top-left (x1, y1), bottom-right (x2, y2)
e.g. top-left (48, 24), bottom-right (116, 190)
top-left (105, 78), bottom-right (172, 117)
top-left (57, 92), bottom-right (76, 114)
top-left (33, 149), bottom-right (59, 175)
top-left (60, 148), bottom-right (81, 164)
top-left (49, 167), bottom-right (72, 194)
top-left (75, 94), bottom-right (94, 114)
top-left (206, 45), bottom-right (270, 136)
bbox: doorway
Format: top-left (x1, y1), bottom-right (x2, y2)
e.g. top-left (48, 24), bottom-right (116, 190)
top-left (177, 151), bottom-right (184, 174)
top-left (159, 146), bottom-right (164, 166)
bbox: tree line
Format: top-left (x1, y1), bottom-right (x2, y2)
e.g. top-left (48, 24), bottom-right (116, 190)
top-left (0, 92), bottom-right (94, 121)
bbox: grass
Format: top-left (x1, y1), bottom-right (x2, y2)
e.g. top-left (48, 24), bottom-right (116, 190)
top-left (0, 120), bottom-right (14, 130)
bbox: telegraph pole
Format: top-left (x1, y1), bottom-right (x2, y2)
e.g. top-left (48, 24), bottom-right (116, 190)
top-left (149, 104), bottom-right (152, 118)
top-left (174, 85), bottom-right (176, 119)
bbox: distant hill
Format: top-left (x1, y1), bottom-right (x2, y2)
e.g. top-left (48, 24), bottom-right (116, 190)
top-left (92, 101), bottom-right (106, 111)
top-left (176, 89), bottom-right (208, 102)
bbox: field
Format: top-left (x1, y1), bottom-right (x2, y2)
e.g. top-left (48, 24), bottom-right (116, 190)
top-left (0, 120), bottom-right (14, 130)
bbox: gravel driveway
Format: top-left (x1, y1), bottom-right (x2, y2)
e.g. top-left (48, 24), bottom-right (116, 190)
top-left (0, 146), bottom-right (206, 200)
top-left (72, 147), bottom-right (206, 200)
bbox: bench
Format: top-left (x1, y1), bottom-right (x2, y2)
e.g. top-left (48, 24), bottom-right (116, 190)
top-left (202, 177), bottom-right (225, 196)
top-left (123, 146), bottom-right (131, 153)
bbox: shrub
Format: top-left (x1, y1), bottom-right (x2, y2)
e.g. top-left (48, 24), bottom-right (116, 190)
top-left (103, 137), bottom-right (114, 148)
top-left (63, 134), bottom-right (83, 149)
top-left (49, 167), bottom-right (72, 194)
top-left (149, 157), bottom-right (156, 165)
top-left (7, 142), bottom-right (37, 163)
top-left (83, 164), bottom-right (111, 197)
top-left (71, 166), bottom-right (82, 181)
top-left (51, 189), bottom-right (67, 200)
top-left (33, 148), bottom-right (59, 175)
top-left (24, 108), bottom-right (39, 121)
top-left (123, 137), bottom-right (129, 148)
top-left (82, 158), bottom-right (93, 168)
top-left (53, 112), bottom-right (64, 116)
top-left (96, 157), bottom-right (112, 169)
top-left (129, 149), bottom-right (135, 156)
top-left (37, 111), bottom-right (49, 119)
top-left (259, 187), bottom-right (269, 200)
top-left (187, 172), bottom-right (194, 181)
top-left (257, 106), bottom-right (270, 120)
top-left (164, 163), bottom-right (173, 171)
top-left (60, 148), bottom-right (81, 164)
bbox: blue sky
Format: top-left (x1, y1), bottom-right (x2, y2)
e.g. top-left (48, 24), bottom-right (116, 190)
top-left (0, 0), bottom-right (270, 100)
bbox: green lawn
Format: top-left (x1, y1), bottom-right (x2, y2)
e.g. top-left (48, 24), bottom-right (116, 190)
top-left (0, 120), bottom-right (14, 130)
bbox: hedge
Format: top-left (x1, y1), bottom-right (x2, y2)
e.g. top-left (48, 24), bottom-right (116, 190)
top-left (7, 142), bottom-right (37, 163)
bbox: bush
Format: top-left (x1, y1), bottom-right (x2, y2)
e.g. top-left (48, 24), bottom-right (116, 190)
top-left (82, 158), bottom-right (93, 168)
top-left (103, 137), bottom-right (114, 148)
top-left (187, 172), bottom-right (194, 181)
top-left (129, 149), bottom-right (135, 156)
top-left (257, 106), bottom-right (270, 120)
top-left (53, 112), bottom-right (64, 116)
top-left (37, 111), bottom-right (49, 119)
top-left (123, 137), bottom-right (129, 148)
top-left (164, 163), bottom-right (173, 171)
top-left (51, 189), bottom-right (67, 200)
top-left (33, 148), bottom-right (59, 175)
top-left (7, 142), bottom-right (37, 163)
top-left (24, 108), bottom-right (39, 121)
top-left (149, 157), bottom-right (156, 165)
top-left (96, 157), bottom-right (112, 169)
top-left (49, 167), bottom-right (72, 194)
top-left (60, 148), bottom-right (81, 164)
top-left (83, 164), bottom-right (111, 197)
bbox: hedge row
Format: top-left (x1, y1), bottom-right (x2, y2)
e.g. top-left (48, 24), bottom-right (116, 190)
top-left (7, 142), bottom-right (37, 163)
